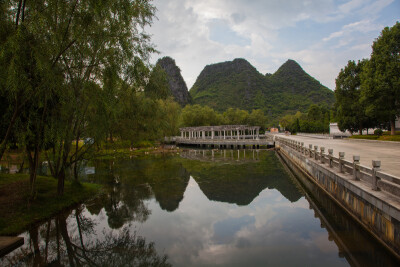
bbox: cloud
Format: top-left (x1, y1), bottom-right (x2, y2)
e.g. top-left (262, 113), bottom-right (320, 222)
top-left (147, 0), bottom-right (397, 90)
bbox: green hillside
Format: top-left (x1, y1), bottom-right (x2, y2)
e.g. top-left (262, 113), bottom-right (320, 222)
top-left (189, 58), bottom-right (334, 119)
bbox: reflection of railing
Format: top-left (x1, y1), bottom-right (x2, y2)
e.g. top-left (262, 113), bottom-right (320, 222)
top-left (275, 136), bottom-right (400, 198)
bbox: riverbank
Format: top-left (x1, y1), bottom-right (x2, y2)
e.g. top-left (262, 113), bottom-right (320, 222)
top-left (0, 174), bottom-right (101, 235)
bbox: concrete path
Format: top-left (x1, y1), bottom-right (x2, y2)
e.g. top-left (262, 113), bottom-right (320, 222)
top-left (280, 135), bottom-right (400, 177)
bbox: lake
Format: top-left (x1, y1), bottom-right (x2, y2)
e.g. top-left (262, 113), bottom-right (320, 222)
top-left (1, 149), bottom-right (399, 266)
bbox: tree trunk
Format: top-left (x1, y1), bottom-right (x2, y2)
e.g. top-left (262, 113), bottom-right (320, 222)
top-left (0, 107), bottom-right (19, 161)
top-left (390, 118), bottom-right (396, 136)
top-left (57, 169), bottom-right (65, 196)
top-left (359, 125), bottom-right (363, 135)
top-left (26, 146), bottom-right (39, 199)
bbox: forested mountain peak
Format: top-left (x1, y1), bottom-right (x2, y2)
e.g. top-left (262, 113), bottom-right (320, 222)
top-left (273, 59), bottom-right (305, 78)
top-left (189, 58), bottom-right (335, 119)
top-left (156, 56), bottom-right (191, 106)
top-left (194, 58), bottom-right (259, 91)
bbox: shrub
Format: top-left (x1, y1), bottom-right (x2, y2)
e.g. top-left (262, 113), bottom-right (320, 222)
top-left (374, 129), bottom-right (383, 136)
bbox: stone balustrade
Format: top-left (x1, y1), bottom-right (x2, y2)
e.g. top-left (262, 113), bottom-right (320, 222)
top-left (275, 136), bottom-right (400, 198)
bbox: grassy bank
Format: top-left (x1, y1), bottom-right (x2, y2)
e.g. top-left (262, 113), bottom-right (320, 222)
top-left (0, 174), bottom-right (101, 235)
top-left (349, 134), bottom-right (400, 142)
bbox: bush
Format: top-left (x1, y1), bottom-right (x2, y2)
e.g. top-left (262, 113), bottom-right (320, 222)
top-left (374, 129), bottom-right (383, 136)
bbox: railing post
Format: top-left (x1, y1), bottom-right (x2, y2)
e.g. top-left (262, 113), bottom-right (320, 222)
top-left (320, 147), bottom-right (325, 163)
top-left (314, 145), bottom-right (318, 160)
top-left (372, 160), bottom-right (381, 191)
top-left (308, 144), bottom-right (313, 158)
top-left (339, 152), bottom-right (345, 173)
top-left (328, 149), bottom-right (333, 168)
top-left (353, 155), bottom-right (360, 180)
top-left (301, 142), bottom-right (304, 154)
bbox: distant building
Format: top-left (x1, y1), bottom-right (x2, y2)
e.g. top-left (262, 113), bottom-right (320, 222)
top-left (329, 123), bottom-right (351, 138)
top-left (270, 128), bottom-right (279, 133)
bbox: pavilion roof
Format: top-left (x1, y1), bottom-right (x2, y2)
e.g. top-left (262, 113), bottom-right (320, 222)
top-left (179, 125), bottom-right (260, 131)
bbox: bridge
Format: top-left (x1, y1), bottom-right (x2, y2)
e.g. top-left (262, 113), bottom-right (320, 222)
top-left (176, 125), bottom-right (274, 149)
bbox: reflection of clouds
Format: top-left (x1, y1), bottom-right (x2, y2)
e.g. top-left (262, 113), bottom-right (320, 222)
top-left (133, 177), bottom-right (347, 266)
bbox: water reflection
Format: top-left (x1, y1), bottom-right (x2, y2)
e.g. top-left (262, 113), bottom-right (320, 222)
top-left (180, 149), bottom-right (302, 205)
top-left (2, 150), bottom-right (399, 266)
top-left (1, 206), bottom-right (171, 266)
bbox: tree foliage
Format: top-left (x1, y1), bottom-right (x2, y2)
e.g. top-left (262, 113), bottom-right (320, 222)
top-left (360, 22), bottom-right (400, 135)
top-left (0, 0), bottom-right (157, 195)
top-left (279, 105), bottom-right (330, 133)
top-left (180, 105), bottom-right (267, 128)
top-left (334, 60), bottom-right (374, 134)
top-left (334, 22), bottom-right (400, 135)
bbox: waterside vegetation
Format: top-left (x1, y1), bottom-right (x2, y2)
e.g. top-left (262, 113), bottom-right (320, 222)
top-left (0, 173), bottom-right (100, 235)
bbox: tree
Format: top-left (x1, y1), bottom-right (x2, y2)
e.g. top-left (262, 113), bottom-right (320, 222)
top-left (361, 22), bottom-right (400, 135)
top-left (335, 60), bottom-right (372, 134)
top-left (248, 109), bottom-right (267, 128)
top-left (1, 1), bottom-right (157, 195)
top-left (145, 65), bottom-right (170, 100)
top-left (157, 97), bottom-right (181, 137)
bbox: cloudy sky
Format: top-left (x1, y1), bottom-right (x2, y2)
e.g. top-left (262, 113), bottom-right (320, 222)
top-left (146, 0), bottom-right (399, 90)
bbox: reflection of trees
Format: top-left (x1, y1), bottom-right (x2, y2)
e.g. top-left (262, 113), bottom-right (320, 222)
top-left (86, 156), bottom-right (191, 215)
top-left (143, 156), bottom-right (190, 212)
top-left (182, 150), bottom-right (302, 205)
top-left (1, 206), bottom-right (171, 266)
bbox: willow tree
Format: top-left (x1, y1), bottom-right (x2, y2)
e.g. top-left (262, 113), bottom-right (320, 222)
top-left (1, 0), bottom-right (157, 195)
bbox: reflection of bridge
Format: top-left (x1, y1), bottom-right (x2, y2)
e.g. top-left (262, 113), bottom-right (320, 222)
top-left (177, 125), bottom-right (274, 148)
top-left (180, 149), bottom-right (261, 163)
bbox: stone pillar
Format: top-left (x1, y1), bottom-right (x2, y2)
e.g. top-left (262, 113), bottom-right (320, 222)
top-left (314, 146), bottom-right (318, 160)
top-left (202, 131), bottom-right (205, 139)
top-left (256, 128), bottom-right (259, 140)
top-left (309, 144), bottom-right (313, 158)
top-left (320, 147), bottom-right (325, 163)
top-left (353, 155), bottom-right (360, 180)
top-left (328, 149), bottom-right (333, 168)
top-left (372, 160), bottom-right (381, 190)
top-left (339, 152), bottom-right (345, 173)
top-left (224, 130), bottom-right (226, 139)
top-left (211, 129), bottom-right (214, 139)
top-left (237, 129), bottom-right (240, 140)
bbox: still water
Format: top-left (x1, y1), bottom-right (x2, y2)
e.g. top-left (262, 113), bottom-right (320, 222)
top-left (1, 149), bottom-right (399, 266)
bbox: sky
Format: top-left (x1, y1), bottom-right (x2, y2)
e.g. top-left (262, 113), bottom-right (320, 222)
top-left (146, 0), bottom-right (399, 90)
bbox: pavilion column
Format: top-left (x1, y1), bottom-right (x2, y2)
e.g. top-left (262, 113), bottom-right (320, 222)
top-left (224, 130), bottom-right (226, 139)
top-left (181, 131), bottom-right (183, 138)
top-left (256, 128), bottom-right (259, 140)
top-left (237, 129), bottom-right (240, 140)
top-left (211, 129), bottom-right (214, 139)
top-left (202, 131), bottom-right (205, 139)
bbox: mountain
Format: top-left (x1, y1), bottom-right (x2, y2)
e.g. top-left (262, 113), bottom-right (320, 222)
top-left (157, 57), bottom-right (191, 106)
top-left (190, 58), bottom-right (334, 118)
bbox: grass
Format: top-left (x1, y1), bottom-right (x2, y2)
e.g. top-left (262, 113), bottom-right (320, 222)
top-left (0, 174), bottom-right (101, 235)
top-left (349, 133), bottom-right (400, 142)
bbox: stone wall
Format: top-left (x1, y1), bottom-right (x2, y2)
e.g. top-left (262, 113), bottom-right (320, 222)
top-left (276, 141), bottom-right (400, 259)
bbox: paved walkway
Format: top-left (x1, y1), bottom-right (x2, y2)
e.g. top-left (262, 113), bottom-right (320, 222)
top-left (278, 135), bottom-right (400, 177)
